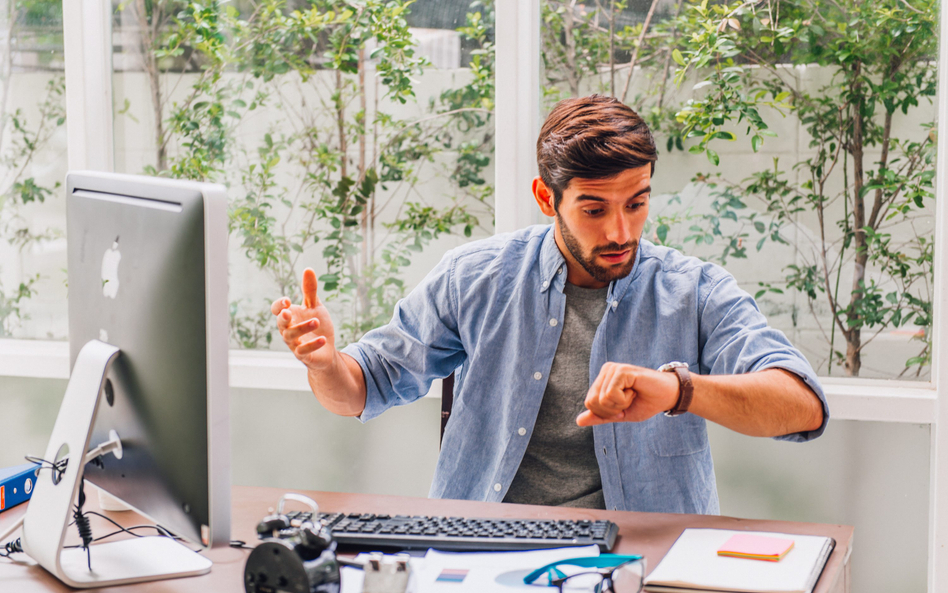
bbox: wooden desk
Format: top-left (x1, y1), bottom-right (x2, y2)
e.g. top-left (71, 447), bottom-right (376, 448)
top-left (0, 485), bottom-right (852, 592)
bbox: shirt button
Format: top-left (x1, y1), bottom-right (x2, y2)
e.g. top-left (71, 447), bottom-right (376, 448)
top-left (558, 267), bottom-right (564, 274)
top-left (549, 318), bottom-right (558, 327)
top-left (534, 372), bottom-right (542, 380)
top-left (542, 280), bottom-right (549, 289)
top-left (493, 483), bottom-right (502, 492)
top-left (518, 427), bottom-right (527, 436)
top-left (611, 301), bottom-right (618, 309)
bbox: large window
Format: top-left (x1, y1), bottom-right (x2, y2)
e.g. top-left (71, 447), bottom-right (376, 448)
top-left (0, 0), bottom-right (495, 348)
top-left (539, 0), bottom-right (938, 381)
top-left (109, 0), bottom-right (493, 349)
top-left (0, 0), bottom-right (66, 340)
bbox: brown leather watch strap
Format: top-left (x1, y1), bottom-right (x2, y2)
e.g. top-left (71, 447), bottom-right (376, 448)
top-left (665, 365), bottom-right (694, 417)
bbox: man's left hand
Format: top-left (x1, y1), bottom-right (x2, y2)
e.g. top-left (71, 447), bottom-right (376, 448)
top-left (577, 362), bottom-right (681, 426)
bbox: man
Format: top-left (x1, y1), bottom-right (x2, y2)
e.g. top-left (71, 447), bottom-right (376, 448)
top-left (272, 94), bottom-right (828, 514)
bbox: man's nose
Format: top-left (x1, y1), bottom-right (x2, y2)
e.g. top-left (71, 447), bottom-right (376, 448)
top-left (605, 212), bottom-right (632, 246)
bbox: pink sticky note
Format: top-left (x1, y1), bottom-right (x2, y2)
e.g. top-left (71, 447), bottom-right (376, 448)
top-left (718, 533), bottom-right (795, 561)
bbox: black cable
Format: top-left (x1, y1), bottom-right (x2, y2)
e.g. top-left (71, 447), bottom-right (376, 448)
top-left (24, 455), bottom-right (66, 483)
top-left (83, 512), bottom-right (185, 542)
top-left (74, 481), bottom-right (93, 571)
top-left (0, 538), bottom-right (24, 559)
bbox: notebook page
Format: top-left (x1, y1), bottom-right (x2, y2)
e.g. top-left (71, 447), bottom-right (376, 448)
top-left (644, 528), bottom-right (832, 593)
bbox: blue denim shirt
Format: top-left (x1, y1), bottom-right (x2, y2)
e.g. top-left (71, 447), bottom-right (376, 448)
top-left (342, 225), bottom-right (828, 514)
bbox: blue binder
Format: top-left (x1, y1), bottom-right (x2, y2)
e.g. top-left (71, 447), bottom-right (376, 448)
top-left (0, 463), bottom-right (40, 513)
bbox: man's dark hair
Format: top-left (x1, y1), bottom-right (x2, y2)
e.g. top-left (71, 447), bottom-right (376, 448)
top-left (537, 94), bottom-right (657, 211)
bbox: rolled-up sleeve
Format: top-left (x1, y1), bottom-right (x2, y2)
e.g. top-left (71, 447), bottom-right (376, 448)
top-left (341, 251), bottom-right (466, 422)
top-left (698, 271), bottom-right (829, 442)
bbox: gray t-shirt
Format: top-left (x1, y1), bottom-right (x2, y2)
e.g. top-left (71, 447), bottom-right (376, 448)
top-left (503, 282), bottom-right (609, 509)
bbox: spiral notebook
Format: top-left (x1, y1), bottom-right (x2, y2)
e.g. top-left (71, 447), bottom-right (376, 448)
top-left (643, 528), bottom-right (835, 593)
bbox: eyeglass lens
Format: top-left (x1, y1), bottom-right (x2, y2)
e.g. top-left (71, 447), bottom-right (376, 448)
top-left (560, 561), bottom-right (644, 593)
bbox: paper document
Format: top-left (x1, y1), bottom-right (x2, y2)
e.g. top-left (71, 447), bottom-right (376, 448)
top-left (341, 545), bottom-right (600, 593)
top-left (644, 529), bottom-right (834, 593)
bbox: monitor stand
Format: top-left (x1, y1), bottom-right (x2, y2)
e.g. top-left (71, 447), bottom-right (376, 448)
top-left (20, 340), bottom-right (213, 588)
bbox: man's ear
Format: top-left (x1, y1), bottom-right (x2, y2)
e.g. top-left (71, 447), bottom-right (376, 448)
top-left (533, 177), bottom-right (557, 218)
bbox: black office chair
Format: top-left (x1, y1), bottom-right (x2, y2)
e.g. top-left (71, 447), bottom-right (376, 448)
top-left (440, 372), bottom-right (455, 448)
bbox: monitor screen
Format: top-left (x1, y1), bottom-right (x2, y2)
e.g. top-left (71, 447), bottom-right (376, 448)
top-left (65, 171), bottom-right (230, 548)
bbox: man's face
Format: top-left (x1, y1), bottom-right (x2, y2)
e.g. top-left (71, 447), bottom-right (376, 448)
top-left (547, 166), bottom-right (651, 288)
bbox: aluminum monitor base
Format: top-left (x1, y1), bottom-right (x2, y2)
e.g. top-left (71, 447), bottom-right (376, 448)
top-left (20, 340), bottom-right (212, 588)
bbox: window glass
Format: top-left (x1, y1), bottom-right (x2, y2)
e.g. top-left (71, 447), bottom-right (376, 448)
top-left (111, 0), bottom-right (495, 348)
top-left (0, 0), bottom-right (66, 339)
top-left (540, 0), bottom-right (938, 380)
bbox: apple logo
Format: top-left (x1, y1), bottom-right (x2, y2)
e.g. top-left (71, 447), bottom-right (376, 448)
top-left (101, 238), bottom-right (121, 299)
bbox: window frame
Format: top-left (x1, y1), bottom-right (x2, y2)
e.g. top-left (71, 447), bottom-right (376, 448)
top-left (0, 0), bottom-right (942, 589)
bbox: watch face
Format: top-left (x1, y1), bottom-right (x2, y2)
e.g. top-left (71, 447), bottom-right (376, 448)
top-left (658, 361), bottom-right (689, 372)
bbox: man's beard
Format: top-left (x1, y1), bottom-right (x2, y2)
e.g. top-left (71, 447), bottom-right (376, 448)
top-left (558, 216), bottom-right (638, 284)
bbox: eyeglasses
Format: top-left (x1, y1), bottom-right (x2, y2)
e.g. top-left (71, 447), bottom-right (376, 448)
top-left (523, 554), bottom-right (646, 593)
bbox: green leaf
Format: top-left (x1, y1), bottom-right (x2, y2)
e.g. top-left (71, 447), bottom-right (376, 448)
top-left (706, 148), bottom-right (720, 166)
top-left (657, 223), bottom-right (669, 244)
top-left (672, 49), bottom-right (686, 66)
top-left (751, 135), bottom-right (762, 153)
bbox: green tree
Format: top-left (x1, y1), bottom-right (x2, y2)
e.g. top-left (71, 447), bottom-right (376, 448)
top-left (0, 0), bottom-right (66, 336)
top-left (539, 0), bottom-right (937, 377)
top-left (117, 0), bottom-right (494, 346)
top-left (668, 0), bottom-right (937, 376)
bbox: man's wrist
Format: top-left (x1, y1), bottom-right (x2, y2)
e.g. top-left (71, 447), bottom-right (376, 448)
top-left (307, 351), bottom-right (367, 417)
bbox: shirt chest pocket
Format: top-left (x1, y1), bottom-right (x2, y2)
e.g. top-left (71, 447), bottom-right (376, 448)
top-left (646, 413), bottom-right (710, 457)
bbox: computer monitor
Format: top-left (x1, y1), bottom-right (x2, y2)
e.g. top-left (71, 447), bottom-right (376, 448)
top-left (20, 171), bottom-right (230, 588)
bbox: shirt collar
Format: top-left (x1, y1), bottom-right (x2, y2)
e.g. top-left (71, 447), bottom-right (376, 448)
top-left (608, 241), bottom-right (643, 305)
top-left (539, 225), bottom-right (568, 293)
top-left (538, 225), bottom-right (644, 302)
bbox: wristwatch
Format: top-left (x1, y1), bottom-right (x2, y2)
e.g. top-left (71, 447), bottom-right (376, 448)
top-left (658, 361), bottom-right (693, 417)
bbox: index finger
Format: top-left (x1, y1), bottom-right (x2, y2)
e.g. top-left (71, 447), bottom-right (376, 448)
top-left (577, 409), bottom-right (624, 427)
top-left (302, 268), bottom-right (318, 309)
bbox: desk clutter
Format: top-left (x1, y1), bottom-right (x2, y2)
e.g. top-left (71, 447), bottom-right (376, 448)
top-left (339, 545), bottom-right (605, 593)
top-left (1, 485), bottom-right (852, 593)
top-left (245, 492), bottom-right (626, 593)
top-left (243, 493), bottom-right (842, 593)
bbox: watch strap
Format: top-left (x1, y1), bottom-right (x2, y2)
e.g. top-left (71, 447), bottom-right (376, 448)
top-left (664, 365), bottom-right (694, 417)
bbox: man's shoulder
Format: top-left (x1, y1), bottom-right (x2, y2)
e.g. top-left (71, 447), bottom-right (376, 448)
top-left (447, 225), bottom-right (550, 271)
top-left (636, 240), bottom-right (732, 286)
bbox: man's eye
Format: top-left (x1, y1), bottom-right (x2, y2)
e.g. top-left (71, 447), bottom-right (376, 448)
top-left (584, 209), bottom-right (604, 216)
top-left (628, 201), bottom-right (646, 210)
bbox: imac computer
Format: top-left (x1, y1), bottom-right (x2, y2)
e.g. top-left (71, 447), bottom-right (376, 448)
top-left (17, 171), bottom-right (231, 588)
